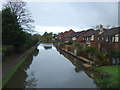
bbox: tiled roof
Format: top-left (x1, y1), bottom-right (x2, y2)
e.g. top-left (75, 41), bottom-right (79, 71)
top-left (68, 31), bottom-right (85, 38)
top-left (99, 27), bottom-right (120, 36)
top-left (83, 30), bottom-right (99, 37)
top-left (82, 29), bottom-right (94, 37)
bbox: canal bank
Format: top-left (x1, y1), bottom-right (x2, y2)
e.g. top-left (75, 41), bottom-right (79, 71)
top-left (2, 42), bottom-right (40, 88)
top-left (4, 44), bottom-right (97, 88)
top-left (60, 48), bottom-right (93, 68)
top-left (55, 45), bottom-right (119, 88)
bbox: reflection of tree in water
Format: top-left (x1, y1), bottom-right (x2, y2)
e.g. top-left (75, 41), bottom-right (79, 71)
top-left (4, 47), bottom-right (40, 88)
top-left (25, 71), bottom-right (37, 88)
top-left (44, 46), bottom-right (52, 50)
top-left (74, 60), bottom-right (83, 73)
top-left (57, 48), bottom-right (84, 73)
top-left (5, 53), bottom-right (34, 88)
top-left (33, 48), bottom-right (39, 56)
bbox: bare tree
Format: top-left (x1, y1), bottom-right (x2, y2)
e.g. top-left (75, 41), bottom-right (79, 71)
top-left (4, 0), bottom-right (34, 32)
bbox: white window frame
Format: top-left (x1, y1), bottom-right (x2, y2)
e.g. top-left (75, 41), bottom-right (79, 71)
top-left (112, 36), bottom-right (114, 42)
top-left (115, 34), bottom-right (119, 42)
top-left (106, 36), bottom-right (108, 42)
top-left (91, 35), bottom-right (94, 41)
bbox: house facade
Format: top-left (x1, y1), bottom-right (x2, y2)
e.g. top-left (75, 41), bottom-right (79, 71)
top-left (77, 29), bottom-right (94, 44)
top-left (98, 27), bottom-right (120, 51)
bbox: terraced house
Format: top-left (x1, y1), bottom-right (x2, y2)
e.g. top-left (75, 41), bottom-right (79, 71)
top-left (98, 27), bottom-right (120, 52)
top-left (83, 28), bottom-right (107, 49)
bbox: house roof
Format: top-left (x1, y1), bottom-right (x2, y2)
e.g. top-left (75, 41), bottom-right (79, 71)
top-left (81, 29), bottom-right (94, 37)
top-left (83, 30), bottom-right (99, 37)
top-left (62, 29), bottom-right (75, 39)
top-left (68, 31), bottom-right (85, 38)
top-left (99, 27), bottom-right (120, 36)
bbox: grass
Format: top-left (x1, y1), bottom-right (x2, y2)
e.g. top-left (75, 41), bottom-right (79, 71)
top-left (1, 45), bottom-right (37, 88)
top-left (94, 65), bottom-right (119, 88)
top-left (2, 56), bottom-right (27, 88)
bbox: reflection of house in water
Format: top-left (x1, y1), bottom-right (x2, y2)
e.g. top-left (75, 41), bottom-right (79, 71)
top-left (57, 48), bottom-right (84, 73)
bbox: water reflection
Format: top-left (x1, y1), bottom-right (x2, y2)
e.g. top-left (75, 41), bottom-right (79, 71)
top-left (25, 71), bottom-right (37, 88)
top-left (33, 48), bottom-right (39, 57)
top-left (4, 48), bottom-right (39, 88)
top-left (57, 48), bottom-right (83, 73)
top-left (44, 46), bottom-right (52, 50)
top-left (4, 44), bottom-right (97, 88)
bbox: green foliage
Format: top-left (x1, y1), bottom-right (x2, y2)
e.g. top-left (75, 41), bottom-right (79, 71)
top-left (85, 46), bottom-right (96, 55)
top-left (94, 52), bottom-right (109, 66)
top-left (32, 34), bottom-right (41, 44)
top-left (94, 66), bottom-right (119, 88)
top-left (73, 43), bottom-right (85, 55)
top-left (41, 32), bottom-right (53, 43)
top-left (112, 49), bottom-right (120, 58)
top-left (65, 45), bottom-right (74, 52)
top-left (2, 45), bottom-right (14, 60)
top-left (2, 7), bottom-right (35, 53)
top-left (59, 42), bottom-right (65, 48)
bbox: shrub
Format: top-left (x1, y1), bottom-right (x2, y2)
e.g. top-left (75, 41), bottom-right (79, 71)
top-left (73, 43), bottom-right (85, 56)
top-left (112, 49), bottom-right (120, 58)
top-left (94, 52), bottom-right (109, 66)
top-left (2, 45), bottom-right (14, 60)
top-left (59, 42), bottom-right (65, 48)
top-left (65, 45), bottom-right (74, 52)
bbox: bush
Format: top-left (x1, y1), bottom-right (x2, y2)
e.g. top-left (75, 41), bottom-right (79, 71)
top-left (59, 42), bottom-right (65, 48)
top-left (85, 46), bottom-right (96, 54)
top-left (2, 45), bottom-right (14, 59)
top-left (112, 49), bottom-right (120, 58)
top-left (65, 45), bottom-right (74, 52)
top-left (73, 43), bottom-right (85, 56)
top-left (94, 52), bottom-right (109, 66)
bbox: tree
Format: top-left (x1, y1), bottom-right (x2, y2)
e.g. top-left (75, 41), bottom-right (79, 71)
top-left (85, 46), bottom-right (96, 59)
top-left (5, 0), bottom-right (34, 32)
top-left (32, 34), bottom-right (41, 44)
top-left (2, 7), bottom-right (34, 52)
top-left (41, 32), bottom-right (53, 43)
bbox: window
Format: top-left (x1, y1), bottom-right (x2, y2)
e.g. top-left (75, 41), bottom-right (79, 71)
top-left (115, 34), bottom-right (119, 42)
top-left (91, 35), bottom-right (94, 41)
top-left (87, 37), bottom-right (88, 40)
top-left (112, 36), bottom-right (114, 42)
top-left (101, 37), bottom-right (103, 40)
top-left (83, 37), bottom-right (85, 40)
top-left (106, 36), bottom-right (109, 42)
top-left (98, 37), bottom-right (99, 40)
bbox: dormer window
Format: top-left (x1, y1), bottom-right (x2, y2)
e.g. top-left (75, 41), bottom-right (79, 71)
top-left (115, 34), bottom-right (119, 42)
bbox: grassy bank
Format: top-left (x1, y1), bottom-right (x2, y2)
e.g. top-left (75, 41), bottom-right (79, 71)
top-left (94, 65), bottom-right (119, 88)
top-left (1, 43), bottom-right (39, 89)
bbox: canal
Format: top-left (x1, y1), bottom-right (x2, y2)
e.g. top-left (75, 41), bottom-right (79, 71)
top-left (5, 44), bottom-right (98, 88)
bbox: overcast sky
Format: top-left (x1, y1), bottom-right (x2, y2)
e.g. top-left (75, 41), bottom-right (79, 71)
top-left (25, 2), bottom-right (118, 35)
top-left (1, 1), bottom-right (118, 35)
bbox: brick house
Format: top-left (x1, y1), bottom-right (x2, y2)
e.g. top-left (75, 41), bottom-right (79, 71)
top-left (77, 29), bottom-right (94, 44)
top-left (98, 27), bottom-right (120, 51)
top-left (83, 30), bottom-right (99, 48)
top-left (62, 29), bottom-right (75, 42)
top-left (68, 31), bottom-right (85, 43)
top-left (56, 32), bottom-right (64, 41)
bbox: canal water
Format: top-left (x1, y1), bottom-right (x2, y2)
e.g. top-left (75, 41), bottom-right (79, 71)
top-left (5, 44), bottom-right (98, 88)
